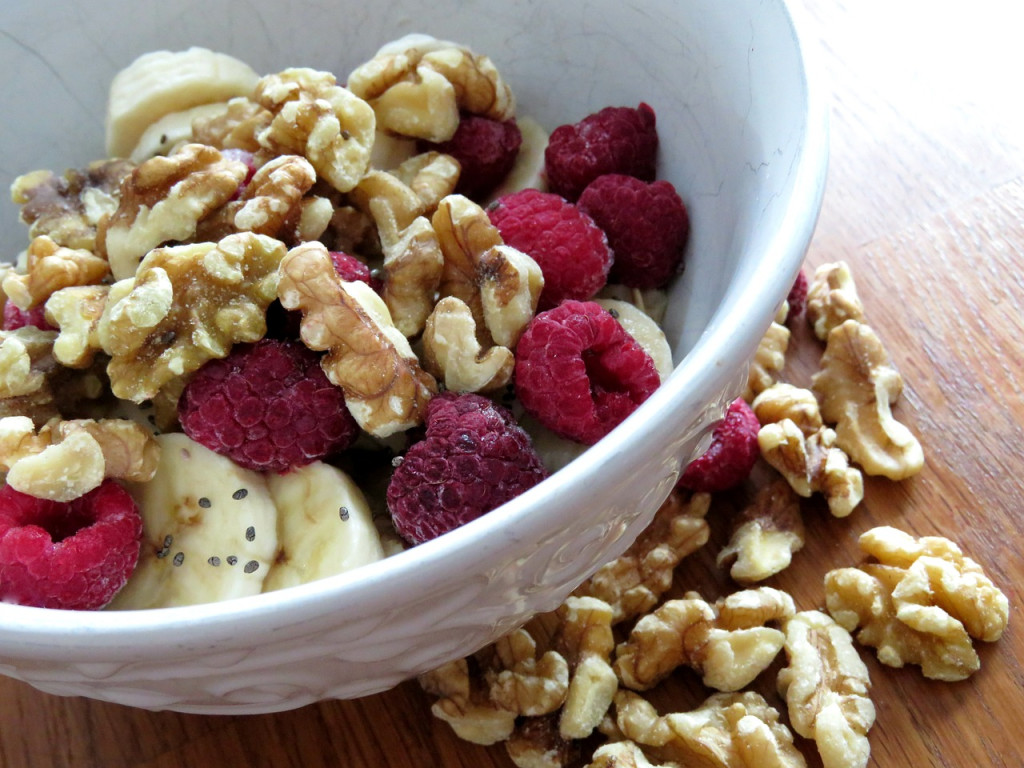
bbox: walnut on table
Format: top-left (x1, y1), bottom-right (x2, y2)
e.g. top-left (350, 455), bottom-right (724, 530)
top-left (97, 231), bottom-right (286, 403)
top-left (10, 159), bottom-right (134, 252)
top-left (754, 383), bottom-right (864, 518)
top-left (743, 320), bottom-right (790, 402)
top-left (806, 261), bottom-right (865, 341)
top-left (824, 526), bottom-right (1009, 681)
top-left (99, 143), bottom-right (249, 280)
top-left (777, 610), bottom-right (875, 768)
top-left (0, 415), bottom-right (159, 502)
top-left (717, 479), bottom-right (805, 583)
top-left (614, 587), bottom-right (794, 693)
top-left (812, 319), bottom-right (924, 480)
top-left (607, 689), bottom-right (807, 768)
top-left (253, 67), bottom-right (376, 194)
top-left (347, 35), bottom-right (516, 143)
top-left (2, 235), bottom-right (109, 311)
top-left (573, 491), bottom-right (711, 625)
top-left (419, 658), bottom-right (517, 745)
top-left (277, 240), bottom-right (437, 437)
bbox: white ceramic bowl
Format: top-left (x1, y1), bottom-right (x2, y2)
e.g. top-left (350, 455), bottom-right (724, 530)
top-left (0, 0), bottom-right (827, 713)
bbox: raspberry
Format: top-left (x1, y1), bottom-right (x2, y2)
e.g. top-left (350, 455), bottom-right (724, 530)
top-left (783, 268), bottom-right (808, 325)
top-left (3, 301), bottom-right (54, 331)
top-left (0, 480), bottom-right (143, 610)
top-left (514, 300), bottom-right (661, 444)
top-left (488, 189), bottom-right (612, 310)
top-left (677, 398), bottom-right (760, 492)
top-left (329, 250), bottom-right (378, 290)
top-left (578, 174), bottom-right (689, 289)
top-left (387, 392), bottom-right (547, 544)
top-left (178, 338), bottom-right (359, 473)
top-left (544, 103), bottom-right (658, 201)
top-left (421, 114), bottom-right (522, 200)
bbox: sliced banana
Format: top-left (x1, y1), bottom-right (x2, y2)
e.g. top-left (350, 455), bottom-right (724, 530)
top-left (106, 47), bottom-right (259, 159)
top-left (108, 433), bottom-right (278, 610)
top-left (595, 298), bottom-right (675, 382)
top-left (262, 461), bottom-right (384, 592)
top-left (369, 130), bottom-right (419, 170)
top-left (129, 102), bottom-right (231, 163)
top-left (486, 115), bottom-right (549, 202)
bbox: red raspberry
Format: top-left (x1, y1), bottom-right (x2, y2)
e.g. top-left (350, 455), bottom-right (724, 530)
top-left (578, 174), bottom-right (689, 289)
top-left (0, 480), bottom-right (143, 610)
top-left (488, 189), bottom-right (612, 310)
top-left (421, 114), bottom-right (522, 201)
top-left (514, 300), bottom-right (661, 444)
top-left (783, 268), bottom-right (808, 325)
top-left (677, 398), bottom-right (760, 492)
top-left (544, 103), bottom-right (658, 201)
top-left (387, 392), bottom-right (548, 545)
top-left (178, 338), bottom-right (359, 473)
top-left (329, 250), bottom-right (374, 285)
top-left (3, 301), bottom-right (54, 331)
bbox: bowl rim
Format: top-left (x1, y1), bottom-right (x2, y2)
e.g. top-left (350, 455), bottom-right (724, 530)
top-left (0, 0), bottom-right (830, 649)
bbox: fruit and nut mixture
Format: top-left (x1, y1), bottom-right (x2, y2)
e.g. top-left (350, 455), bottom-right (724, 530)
top-left (0, 38), bottom-right (690, 611)
top-left (416, 262), bottom-right (1011, 768)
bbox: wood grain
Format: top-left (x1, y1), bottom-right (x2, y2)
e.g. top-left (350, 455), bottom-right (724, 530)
top-left (2, 1), bottom-right (1023, 766)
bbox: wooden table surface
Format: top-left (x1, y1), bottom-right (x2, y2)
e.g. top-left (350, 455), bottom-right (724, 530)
top-left (3, 1), bottom-right (1023, 766)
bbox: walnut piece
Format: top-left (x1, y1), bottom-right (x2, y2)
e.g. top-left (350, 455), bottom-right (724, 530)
top-left (758, 418), bottom-right (864, 518)
top-left (505, 713), bottom-right (582, 768)
top-left (98, 232), bottom-right (285, 402)
top-left (391, 151), bottom-right (462, 213)
top-left (254, 68), bottom-right (376, 194)
top-left (190, 96), bottom-right (271, 152)
top-left (277, 241), bottom-right (437, 437)
top-left (419, 659), bottom-right (517, 745)
top-left (614, 587), bottom-right (793, 692)
top-left (825, 526), bottom-right (1009, 680)
top-left (2, 235), bottom-right (109, 311)
top-left (0, 416), bottom-right (160, 502)
top-left (573, 491), bottom-right (711, 624)
top-left (100, 143), bottom-right (249, 280)
top-left (44, 285), bottom-right (109, 368)
top-left (347, 35), bottom-right (515, 142)
top-left (777, 610), bottom-right (875, 768)
top-left (349, 168), bottom-right (445, 337)
top-left (743, 320), bottom-right (790, 402)
top-left (554, 596), bottom-right (618, 740)
top-left (751, 383), bottom-right (822, 437)
top-left (483, 625), bottom-right (570, 717)
top-left (812, 319), bottom-right (924, 480)
top-left (434, 194), bottom-right (542, 348)
top-left (611, 689), bottom-right (807, 768)
top-left (806, 261), bottom-right (865, 341)
top-left (422, 296), bottom-right (514, 392)
top-left (717, 479), bottom-right (806, 583)
top-left (584, 741), bottom-right (668, 768)
top-left (11, 159), bottom-right (134, 251)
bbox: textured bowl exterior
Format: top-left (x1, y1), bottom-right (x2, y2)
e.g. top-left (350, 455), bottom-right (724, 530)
top-left (0, 0), bottom-right (827, 712)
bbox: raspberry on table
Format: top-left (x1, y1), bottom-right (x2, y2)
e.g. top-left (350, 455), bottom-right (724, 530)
top-left (783, 268), bottom-right (808, 325)
top-left (578, 174), bottom-right (689, 289)
top-left (0, 480), bottom-right (143, 610)
top-left (421, 114), bottom-right (522, 201)
top-left (387, 392), bottom-right (548, 545)
top-left (488, 188), bottom-right (612, 310)
top-left (178, 337), bottom-right (360, 473)
top-left (544, 103), bottom-right (659, 201)
top-left (514, 300), bottom-right (661, 444)
top-left (677, 398), bottom-right (761, 492)
top-left (3, 301), bottom-right (54, 331)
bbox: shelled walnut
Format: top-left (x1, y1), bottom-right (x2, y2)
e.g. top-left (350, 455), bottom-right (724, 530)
top-left (717, 480), bottom-right (805, 583)
top-left (743, 320), bottom-right (790, 402)
top-left (824, 526), bottom-right (1009, 681)
top-left (419, 658), bottom-right (517, 745)
top-left (614, 587), bottom-right (794, 693)
top-left (573, 491), bottom-right (710, 624)
top-left (2, 235), bottom-right (109, 311)
top-left (806, 261), bottom-right (865, 341)
top-left (812, 319), bottom-right (924, 480)
top-left (777, 610), bottom-right (875, 768)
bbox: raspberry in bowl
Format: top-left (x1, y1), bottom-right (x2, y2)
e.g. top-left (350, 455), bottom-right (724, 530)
top-left (0, 0), bottom-right (827, 713)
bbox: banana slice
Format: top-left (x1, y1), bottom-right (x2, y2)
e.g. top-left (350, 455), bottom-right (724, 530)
top-left (595, 298), bottom-right (675, 382)
top-left (107, 433), bottom-right (278, 610)
top-left (486, 115), bottom-right (549, 202)
top-left (106, 47), bottom-right (259, 159)
top-left (129, 102), bottom-right (231, 163)
top-left (262, 461), bottom-right (385, 592)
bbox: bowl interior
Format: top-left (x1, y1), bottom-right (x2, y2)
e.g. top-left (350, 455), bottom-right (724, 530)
top-left (0, 0), bottom-right (826, 677)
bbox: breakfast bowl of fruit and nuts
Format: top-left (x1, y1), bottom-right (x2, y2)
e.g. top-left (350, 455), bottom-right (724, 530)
top-left (0, 0), bottom-right (827, 712)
